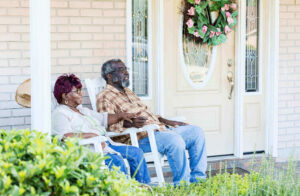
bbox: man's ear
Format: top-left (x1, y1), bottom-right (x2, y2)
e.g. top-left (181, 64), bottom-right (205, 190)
top-left (106, 74), bottom-right (112, 82)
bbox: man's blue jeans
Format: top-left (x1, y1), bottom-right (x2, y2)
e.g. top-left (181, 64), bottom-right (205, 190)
top-left (138, 125), bottom-right (207, 185)
top-left (104, 143), bottom-right (151, 184)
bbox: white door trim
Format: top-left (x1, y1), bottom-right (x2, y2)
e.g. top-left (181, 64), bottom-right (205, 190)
top-left (265, 0), bottom-right (279, 157)
top-left (126, 0), bottom-right (133, 90)
top-left (234, 0), bottom-right (246, 158)
top-left (155, 0), bottom-right (164, 116)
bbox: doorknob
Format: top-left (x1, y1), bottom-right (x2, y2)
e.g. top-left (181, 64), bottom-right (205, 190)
top-left (227, 71), bottom-right (234, 100)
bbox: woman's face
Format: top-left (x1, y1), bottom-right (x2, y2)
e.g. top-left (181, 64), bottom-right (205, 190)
top-left (65, 86), bottom-right (82, 106)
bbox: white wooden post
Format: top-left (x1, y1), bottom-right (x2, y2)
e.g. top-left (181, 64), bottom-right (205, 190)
top-left (155, 0), bottom-right (164, 116)
top-left (30, 0), bottom-right (51, 134)
top-left (265, 0), bottom-right (279, 157)
top-left (234, 0), bottom-right (246, 158)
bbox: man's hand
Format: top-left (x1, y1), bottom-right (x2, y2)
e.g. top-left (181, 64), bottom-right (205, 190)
top-left (158, 117), bottom-right (188, 127)
top-left (119, 112), bottom-right (140, 123)
top-left (166, 120), bottom-right (188, 127)
top-left (124, 116), bottom-right (148, 128)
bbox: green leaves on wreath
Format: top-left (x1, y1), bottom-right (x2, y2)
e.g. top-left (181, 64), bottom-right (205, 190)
top-left (212, 34), bottom-right (227, 45)
top-left (195, 2), bottom-right (209, 15)
top-left (187, 0), bottom-right (195, 4)
top-left (198, 14), bottom-right (209, 25)
top-left (188, 26), bottom-right (196, 34)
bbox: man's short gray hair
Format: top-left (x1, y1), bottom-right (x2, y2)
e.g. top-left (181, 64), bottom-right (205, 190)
top-left (101, 59), bottom-right (123, 82)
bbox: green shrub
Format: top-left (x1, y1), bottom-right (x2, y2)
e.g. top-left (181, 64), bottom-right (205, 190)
top-left (154, 157), bottom-right (300, 196)
top-left (0, 129), bottom-right (149, 196)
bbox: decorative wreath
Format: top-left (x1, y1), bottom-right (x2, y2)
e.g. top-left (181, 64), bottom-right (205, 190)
top-left (183, 0), bottom-right (237, 46)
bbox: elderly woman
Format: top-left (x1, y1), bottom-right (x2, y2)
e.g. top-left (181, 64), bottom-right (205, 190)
top-left (51, 74), bottom-right (150, 184)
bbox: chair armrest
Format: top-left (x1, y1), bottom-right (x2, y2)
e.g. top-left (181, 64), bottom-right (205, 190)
top-left (106, 124), bottom-right (160, 147)
top-left (79, 136), bottom-right (105, 154)
top-left (106, 124), bottom-right (160, 137)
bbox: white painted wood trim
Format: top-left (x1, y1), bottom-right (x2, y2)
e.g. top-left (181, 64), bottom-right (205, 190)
top-left (155, 0), bottom-right (164, 116)
top-left (142, 0), bottom-right (153, 100)
top-left (126, 0), bottom-right (133, 90)
top-left (234, 0), bottom-right (246, 158)
top-left (30, 0), bottom-right (51, 135)
top-left (178, 17), bottom-right (217, 89)
top-left (265, 0), bottom-right (279, 157)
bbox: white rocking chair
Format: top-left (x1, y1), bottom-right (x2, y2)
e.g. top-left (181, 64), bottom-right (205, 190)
top-left (85, 78), bottom-right (166, 185)
top-left (51, 82), bottom-right (104, 156)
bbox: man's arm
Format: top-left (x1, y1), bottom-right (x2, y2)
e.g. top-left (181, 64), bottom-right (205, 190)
top-left (158, 117), bottom-right (188, 127)
top-left (97, 98), bottom-right (125, 132)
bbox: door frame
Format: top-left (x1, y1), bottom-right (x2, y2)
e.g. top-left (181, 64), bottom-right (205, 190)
top-left (152, 0), bottom-right (279, 158)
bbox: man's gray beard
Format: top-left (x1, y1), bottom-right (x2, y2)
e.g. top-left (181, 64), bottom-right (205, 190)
top-left (121, 80), bottom-right (130, 88)
top-left (112, 75), bottom-right (119, 83)
top-left (112, 75), bottom-right (129, 88)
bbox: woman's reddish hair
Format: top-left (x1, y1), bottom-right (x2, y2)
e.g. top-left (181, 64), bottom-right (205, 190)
top-left (53, 74), bottom-right (82, 104)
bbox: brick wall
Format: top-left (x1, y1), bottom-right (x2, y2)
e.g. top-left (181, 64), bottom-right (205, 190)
top-left (278, 0), bottom-right (300, 156)
top-left (0, 0), bottom-right (126, 130)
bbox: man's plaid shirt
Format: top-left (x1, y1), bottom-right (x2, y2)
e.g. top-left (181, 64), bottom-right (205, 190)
top-left (97, 84), bottom-right (166, 144)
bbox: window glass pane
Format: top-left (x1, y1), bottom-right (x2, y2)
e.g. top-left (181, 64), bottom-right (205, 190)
top-left (245, 0), bottom-right (259, 92)
top-left (182, 5), bottom-right (213, 86)
top-left (182, 35), bottom-right (213, 85)
top-left (132, 0), bottom-right (148, 97)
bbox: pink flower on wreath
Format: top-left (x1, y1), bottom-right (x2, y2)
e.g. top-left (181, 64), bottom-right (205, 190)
top-left (188, 7), bottom-right (195, 16)
top-left (216, 28), bottom-right (222, 36)
top-left (227, 17), bottom-right (234, 25)
top-left (221, 4), bottom-right (230, 12)
top-left (209, 31), bottom-right (215, 38)
top-left (186, 18), bottom-right (194, 28)
top-left (225, 11), bottom-right (231, 18)
top-left (195, 0), bottom-right (201, 5)
top-left (231, 3), bottom-right (237, 10)
top-left (194, 31), bottom-right (200, 37)
top-left (224, 25), bottom-right (232, 34)
top-left (202, 25), bottom-right (208, 34)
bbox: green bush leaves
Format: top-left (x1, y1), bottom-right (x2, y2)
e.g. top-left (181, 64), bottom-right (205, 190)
top-left (0, 130), bottom-right (148, 196)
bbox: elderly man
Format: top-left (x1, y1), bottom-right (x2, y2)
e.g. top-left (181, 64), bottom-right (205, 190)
top-left (97, 59), bottom-right (207, 185)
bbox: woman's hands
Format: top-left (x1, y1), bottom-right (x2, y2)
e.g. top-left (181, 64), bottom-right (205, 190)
top-left (64, 132), bottom-right (99, 139)
top-left (101, 142), bottom-right (106, 149)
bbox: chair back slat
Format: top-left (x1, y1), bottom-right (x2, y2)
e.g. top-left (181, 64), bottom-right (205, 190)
top-left (51, 81), bottom-right (58, 112)
top-left (85, 78), bottom-right (106, 111)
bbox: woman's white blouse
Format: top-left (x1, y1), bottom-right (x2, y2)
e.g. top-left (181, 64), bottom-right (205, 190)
top-left (52, 104), bottom-right (123, 154)
top-left (52, 104), bottom-right (108, 140)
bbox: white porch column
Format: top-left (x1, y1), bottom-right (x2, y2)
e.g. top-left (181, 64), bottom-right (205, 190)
top-left (30, 0), bottom-right (51, 134)
top-left (265, 0), bottom-right (279, 157)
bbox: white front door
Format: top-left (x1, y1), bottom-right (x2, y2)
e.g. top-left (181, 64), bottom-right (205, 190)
top-left (163, 0), bottom-right (235, 156)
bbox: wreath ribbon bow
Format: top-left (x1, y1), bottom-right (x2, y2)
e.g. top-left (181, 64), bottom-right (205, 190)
top-left (185, 0), bottom-right (237, 46)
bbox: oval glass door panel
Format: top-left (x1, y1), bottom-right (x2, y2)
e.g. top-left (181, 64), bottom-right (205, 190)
top-left (180, 17), bottom-right (217, 89)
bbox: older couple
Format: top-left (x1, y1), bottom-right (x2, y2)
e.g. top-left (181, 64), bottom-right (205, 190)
top-left (52, 59), bottom-right (207, 185)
